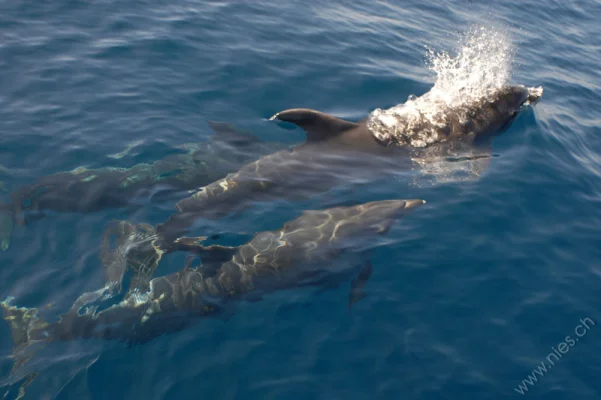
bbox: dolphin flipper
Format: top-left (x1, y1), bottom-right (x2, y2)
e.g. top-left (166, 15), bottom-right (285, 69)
top-left (0, 209), bottom-right (13, 251)
top-left (270, 108), bottom-right (358, 142)
top-left (410, 141), bottom-right (494, 184)
top-left (349, 261), bottom-right (373, 310)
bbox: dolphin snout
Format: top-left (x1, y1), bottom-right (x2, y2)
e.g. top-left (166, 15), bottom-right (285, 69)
top-left (403, 199), bottom-right (426, 210)
top-left (526, 86), bottom-right (543, 105)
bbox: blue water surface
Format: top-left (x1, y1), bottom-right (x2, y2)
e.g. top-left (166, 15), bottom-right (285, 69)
top-left (1, 1), bottom-right (600, 399)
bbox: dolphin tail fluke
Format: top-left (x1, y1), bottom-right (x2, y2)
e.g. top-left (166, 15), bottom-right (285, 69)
top-left (1, 297), bottom-right (49, 374)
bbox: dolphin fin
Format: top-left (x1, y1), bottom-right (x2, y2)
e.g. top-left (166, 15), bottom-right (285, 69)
top-left (183, 254), bottom-right (197, 271)
top-left (208, 121), bottom-right (262, 146)
top-left (172, 238), bottom-right (238, 277)
top-left (9, 372), bottom-right (38, 400)
top-left (1, 297), bottom-right (49, 376)
top-left (349, 261), bottom-right (373, 310)
top-left (101, 220), bottom-right (165, 296)
top-left (0, 208), bottom-right (14, 251)
top-left (270, 108), bottom-right (359, 142)
top-left (440, 142), bottom-right (494, 181)
top-left (100, 220), bottom-right (134, 295)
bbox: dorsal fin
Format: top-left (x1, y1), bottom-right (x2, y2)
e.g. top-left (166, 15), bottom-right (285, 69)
top-left (270, 108), bottom-right (359, 142)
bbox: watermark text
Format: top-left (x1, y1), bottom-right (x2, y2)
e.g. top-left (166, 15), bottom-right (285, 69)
top-left (514, 317), bottom-right (595, 395)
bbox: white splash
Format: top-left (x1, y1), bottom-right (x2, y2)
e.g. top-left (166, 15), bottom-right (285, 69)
top-left (425, 26), bottom-right (514, 106)
top-left (368, 26), bottom-right (515, 147)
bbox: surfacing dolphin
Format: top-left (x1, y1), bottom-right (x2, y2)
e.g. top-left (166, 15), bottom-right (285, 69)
top-left (0, 122), bottom-right (283, 251)
top-left (155, 84), bottom-right (542, 244)
top-left (1, 199), bottom-right (424, 361)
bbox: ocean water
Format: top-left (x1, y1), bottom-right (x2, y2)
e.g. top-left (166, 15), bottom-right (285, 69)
top-left (1, 0), bottom-right (600, 399)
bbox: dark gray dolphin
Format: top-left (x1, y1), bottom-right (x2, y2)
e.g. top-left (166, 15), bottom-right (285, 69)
top-left (0, 122), bottom-right (283, 250)
top-left (155, 84), bottom-right (542, 243)
top-left (272, 85), bottom-right (543, 149)
top-left (1, 199), bottom-right (424, 355)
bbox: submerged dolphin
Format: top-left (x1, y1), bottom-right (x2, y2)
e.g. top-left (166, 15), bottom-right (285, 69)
top-left (0, 122), bottom-right (282, 250)
top-left (95, 218), bottom-right (237, 297)
top-left (155, 84), bottom-right (542, 243)
top-left (2, 199), bottom-right (424, 356)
